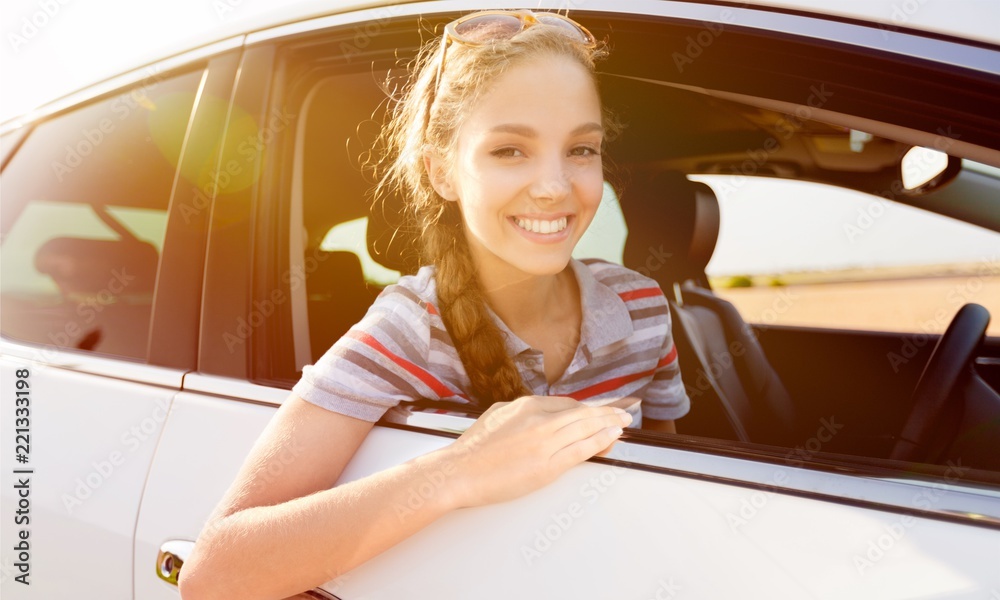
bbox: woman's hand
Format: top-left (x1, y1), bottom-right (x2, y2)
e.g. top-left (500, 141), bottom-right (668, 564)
top-left (439, 395), bottom-right (633, 509)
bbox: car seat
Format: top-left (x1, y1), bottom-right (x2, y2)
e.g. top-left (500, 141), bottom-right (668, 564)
top-left (298, 73), bottom-right (389, 363)
top-left (32, 234), bottom-right (159, 357)
top-left (621, 171), bottom-right (798, 446)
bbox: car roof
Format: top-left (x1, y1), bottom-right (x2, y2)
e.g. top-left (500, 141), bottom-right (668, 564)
top-left (2, 0), bottom-right (997, 134)
top-left (192, 0), bottom-right (1000, 54)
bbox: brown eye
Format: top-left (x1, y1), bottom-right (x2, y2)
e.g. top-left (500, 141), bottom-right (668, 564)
top-left (492, 147), bottom-right (524, 158)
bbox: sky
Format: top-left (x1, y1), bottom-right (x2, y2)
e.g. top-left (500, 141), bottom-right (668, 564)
top-left (2, 0), bottom-right (998, 276)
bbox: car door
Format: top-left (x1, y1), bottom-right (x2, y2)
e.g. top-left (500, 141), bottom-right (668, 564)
top-left (135, 2), bottom-right (1000, 599)
top-left (131, 40), bottom-right (287, 599)
top-left (0, 44), bottom-right (239, 598)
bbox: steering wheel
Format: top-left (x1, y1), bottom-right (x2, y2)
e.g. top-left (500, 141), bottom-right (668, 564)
top-left (889, 303), bottom-right (991, 463)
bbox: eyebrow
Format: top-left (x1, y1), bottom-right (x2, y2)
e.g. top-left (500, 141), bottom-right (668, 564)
top-left (488, 122), bottom-right (605, 137)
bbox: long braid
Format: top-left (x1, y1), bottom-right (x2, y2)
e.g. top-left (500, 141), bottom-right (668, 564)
top-left (420, 205), bottom-right (531, 408)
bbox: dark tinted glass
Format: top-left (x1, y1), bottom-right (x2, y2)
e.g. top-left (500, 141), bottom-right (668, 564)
top-left (0, 68), bottom-right (203, 360)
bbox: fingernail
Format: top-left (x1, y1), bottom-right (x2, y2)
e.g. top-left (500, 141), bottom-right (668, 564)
top-left (610, 427), bottom-right (624, 437)
top-left (613, 407), bottom-right (627, 415)
top-left (619, 412), bottom-right (633, 425)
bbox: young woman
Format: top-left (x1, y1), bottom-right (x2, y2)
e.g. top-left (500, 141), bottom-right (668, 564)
top-left (180, 10), bottom-right (689, 599)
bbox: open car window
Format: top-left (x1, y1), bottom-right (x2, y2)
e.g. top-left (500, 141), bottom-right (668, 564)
top-left (695, 168), bottom-right (1000, 337)
top-left (249, 8), bottom-right (1000, 491)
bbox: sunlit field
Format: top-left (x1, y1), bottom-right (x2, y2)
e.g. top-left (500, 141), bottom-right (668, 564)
top-left (710, 263), bottom-right (1000, 337)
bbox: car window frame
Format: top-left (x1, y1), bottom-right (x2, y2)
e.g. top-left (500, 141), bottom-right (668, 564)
top-left (233, 2), bottom-right (1000, 519)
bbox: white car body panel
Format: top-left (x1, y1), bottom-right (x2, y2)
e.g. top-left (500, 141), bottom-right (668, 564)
top-left (0, 349), bottom-right (179, 598)
top-left (133, 388), bottom-right (1000, 599)
top-left (133, 392), bottom-right (278, 599)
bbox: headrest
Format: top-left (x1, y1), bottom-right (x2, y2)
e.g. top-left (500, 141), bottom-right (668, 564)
top-left (310, 250), bottom-right (365, 290)
top-left (620, 171), bottom-right (720, 291)
top-left (34, 237), bottom-right (159, 296)
top-left (302, 75), bottom-right (387, 250)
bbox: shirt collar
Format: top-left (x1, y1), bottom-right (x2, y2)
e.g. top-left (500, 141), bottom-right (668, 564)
top-left (570, 258), bottom-right (634, 352)
top-left (485, 259), bottom-right (634, 357)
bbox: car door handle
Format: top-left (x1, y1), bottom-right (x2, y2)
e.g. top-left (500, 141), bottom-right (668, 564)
top-left (155, 539), bottom-right (342, 599)
top-left (156, 539), bottom-right (193, 586)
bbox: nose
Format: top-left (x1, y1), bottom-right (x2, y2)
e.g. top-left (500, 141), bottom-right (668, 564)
top-left (528, 153), bottom-right (571, 204)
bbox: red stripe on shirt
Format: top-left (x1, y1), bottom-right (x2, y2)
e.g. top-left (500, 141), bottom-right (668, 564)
top-left (347, 330), bottom-right (467, 400)
top-left (661, 344), bottom-right (677, 366)
top-left (619, 287), bottom-right (663, 302)
top-left (568, 346), bottom-right (678, 401)
top-left (568, 370), bottom-right (652, 400)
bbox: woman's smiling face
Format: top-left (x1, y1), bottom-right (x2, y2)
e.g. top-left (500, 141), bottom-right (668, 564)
top-left (429, 52), bottom-right (606, 285)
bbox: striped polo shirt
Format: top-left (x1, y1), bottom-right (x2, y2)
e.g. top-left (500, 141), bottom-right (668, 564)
top-left (292, 258), bottom-right (690, 426)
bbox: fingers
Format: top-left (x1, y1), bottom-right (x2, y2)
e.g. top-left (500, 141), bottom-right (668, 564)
top-left (551, 408), bottom-right (632, 443)
top-left (466, 395), bottom-right (630, 467)
top-left (549, 424), bottom-right (624, 471)
top-left (500, 395), bottom-right (632, 442)
top-left (594, 440), bottom-right (617, 458)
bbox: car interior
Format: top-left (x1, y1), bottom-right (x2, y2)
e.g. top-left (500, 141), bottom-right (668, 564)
top-left (268, 12), bottom-right (1000, 482)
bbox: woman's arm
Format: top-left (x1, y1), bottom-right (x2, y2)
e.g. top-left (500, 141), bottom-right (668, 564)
top-left (179, 394), bottom-right (630, 600)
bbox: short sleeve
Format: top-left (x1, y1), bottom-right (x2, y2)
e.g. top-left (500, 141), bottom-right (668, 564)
top-left (638, 307), bottom-right (691, 421)
top-left (291, 285), bottom-right (458, 422)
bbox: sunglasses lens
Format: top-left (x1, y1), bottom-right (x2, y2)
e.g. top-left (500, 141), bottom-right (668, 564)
top-left (536, 16), bottom-right (593, 44)
top-left (453, 14), bottom-right (523, 42)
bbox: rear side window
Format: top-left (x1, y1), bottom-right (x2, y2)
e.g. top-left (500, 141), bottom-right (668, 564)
top-left (0, 68), bottom-right (204, 360)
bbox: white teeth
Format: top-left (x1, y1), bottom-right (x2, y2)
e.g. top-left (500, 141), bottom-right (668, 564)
top-left (514, 217), bottom-right (568, 234)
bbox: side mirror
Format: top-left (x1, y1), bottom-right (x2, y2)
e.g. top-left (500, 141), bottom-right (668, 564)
top-left (900, 146), bottom-right (962, 195)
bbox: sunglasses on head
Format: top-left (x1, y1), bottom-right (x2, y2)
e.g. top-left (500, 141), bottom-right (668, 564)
top-left (443, 10), bottom-right (596, 47)
top-left (424, 10), bottom-right (597, 126)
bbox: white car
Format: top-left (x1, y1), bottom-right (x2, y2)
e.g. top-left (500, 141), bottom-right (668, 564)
top-left (2, 1), bottom-right (999, 598)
